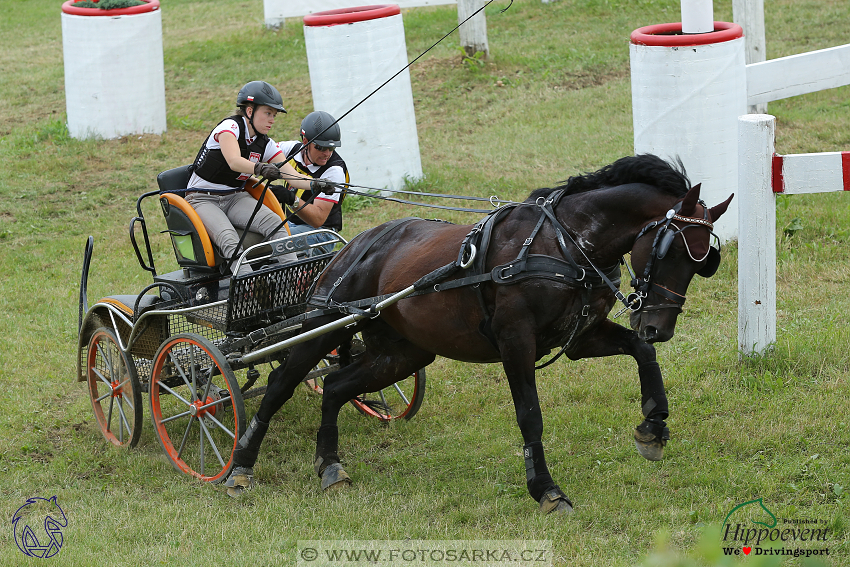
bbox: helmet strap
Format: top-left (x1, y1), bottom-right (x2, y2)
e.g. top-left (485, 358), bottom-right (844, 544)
top-left (244, 104), bottom-right (258, 138)
top-left (301, 136), bottom-right (315, 166)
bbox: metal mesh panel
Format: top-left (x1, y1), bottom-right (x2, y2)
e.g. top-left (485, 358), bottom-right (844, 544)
top-left (167, 312), bottom-right (227, 343)
top-left (128, 315), bottom-right (169, 360)
top-left (227, 254), bottom-right (332, 332)
top-left (126, 309), bottom-right (228, 388)
top-left (182, 303), bottom-right (229, 333)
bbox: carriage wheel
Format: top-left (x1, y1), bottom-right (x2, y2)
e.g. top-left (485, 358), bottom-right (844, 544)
top-left (350, 369), bottom-right (426, 421)
top-left (149, 333), bottom-right (245, 482)
top-left (86, 327), bottom-right (142, 448)
top-left (305, 361), bottom-right (426, 422)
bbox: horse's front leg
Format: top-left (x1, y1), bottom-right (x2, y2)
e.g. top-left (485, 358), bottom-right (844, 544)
top-left (224, 326), bottom-right (346, 497)
top-left (497, 327), bottom-right (573, 515)
top-left (567, 319), bottom-right (669, 461)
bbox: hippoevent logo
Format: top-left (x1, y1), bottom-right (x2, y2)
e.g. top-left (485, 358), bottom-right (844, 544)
top-left (721, 498), bottom-right (830, 559)
top-left (11, 496), bottom-right (67, 559)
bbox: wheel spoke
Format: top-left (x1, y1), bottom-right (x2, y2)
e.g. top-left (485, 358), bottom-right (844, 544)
top-left (198, 416), bottom-right (205, 476)
top-left (94, 388), bottom-right (112, 404)
top-left (92, 366), bottom-right (113, 389)
top-left (169, 350), bottom-right (198, 402)
top-left (201, 411), bottom-right (235, 439)
top-left (116, 398), bottom-right (131, 440)
top-left (197, 395), bottom-right (231, 414)
top-left (159, 409), bottom-right (192, 425)
top-left (378, 390), bottom-right (390, 416)
top-left (176, 416), bottom-right (195, 460)
top-left (393, 382), bottom-right (411, 406)
top-left (198, 417), bottom-right (227, 468)
top-left (107, 394), bottom-right (115, 430)
top-left (155, 380), bottom-right (193, 407)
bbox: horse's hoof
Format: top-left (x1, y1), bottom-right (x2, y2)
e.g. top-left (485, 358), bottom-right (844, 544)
top-left (538, 486), bottom-right (573, 515)
top-left (320, 462), bottom-right (352, 491)
top-left (634, 429), bottom-right (665, 461)
top-left (225, 466), bottom-right (255, 498)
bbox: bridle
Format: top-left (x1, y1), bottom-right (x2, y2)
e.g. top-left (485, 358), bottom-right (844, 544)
top-left (618, 200), bottom-right (721, 315)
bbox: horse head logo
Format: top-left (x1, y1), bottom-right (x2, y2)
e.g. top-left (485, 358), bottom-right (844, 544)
top-left (723, 497), bottom-right (777, 530)
top-left (11, 496), bottom-right (67, 558)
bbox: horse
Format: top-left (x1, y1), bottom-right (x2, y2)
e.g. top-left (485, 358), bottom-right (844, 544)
top-left (225, 154), bottom-right (734, 514)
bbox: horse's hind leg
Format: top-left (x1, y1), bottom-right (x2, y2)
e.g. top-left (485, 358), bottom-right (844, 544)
top-left (567, 319), bottom-right (669, 461)
top-left (225, 324), bottom-right (354, 497)
top-left (314, 321), bottom-right (435, 491)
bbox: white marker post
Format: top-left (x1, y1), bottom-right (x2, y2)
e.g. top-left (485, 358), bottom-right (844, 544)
top-left (737, 114), bottom-right (776, 357)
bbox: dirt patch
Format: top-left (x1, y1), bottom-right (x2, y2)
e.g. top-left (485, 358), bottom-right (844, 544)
top-left (552, 65), bottom-right (630, 92)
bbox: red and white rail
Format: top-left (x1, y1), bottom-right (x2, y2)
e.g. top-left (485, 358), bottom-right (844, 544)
top-left (772, 151), bottom-right (850, 195)
top-left (737, 114), bottom-right (849, 356)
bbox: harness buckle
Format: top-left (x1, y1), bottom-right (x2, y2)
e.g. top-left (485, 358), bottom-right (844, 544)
top-left (523, 237), bottom-right (533, 246)
top-left (581, 305), bottom-right (590, 317)
top-left (499, 265), bottom-right (514, 279)
top-left (459, 244), bottom-right (477, 269)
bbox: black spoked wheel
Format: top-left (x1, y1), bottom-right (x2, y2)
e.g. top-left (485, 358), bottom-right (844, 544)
top-left (86, 327), bottom-right (143, 448)
top-left (149, 333), bottom-right (245, 482)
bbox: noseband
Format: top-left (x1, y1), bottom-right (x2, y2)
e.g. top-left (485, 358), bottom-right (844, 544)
top-left (620, 200), bottom-right (720, 315)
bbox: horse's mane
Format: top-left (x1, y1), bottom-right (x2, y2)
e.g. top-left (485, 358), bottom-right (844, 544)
top-left (527, 154), bottom-right (691, 202)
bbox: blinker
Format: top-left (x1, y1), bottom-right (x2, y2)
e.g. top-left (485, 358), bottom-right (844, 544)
top-left (697, 247), bottom-right (721, 278)
top-left (656, 228), bottom-right (676, 259)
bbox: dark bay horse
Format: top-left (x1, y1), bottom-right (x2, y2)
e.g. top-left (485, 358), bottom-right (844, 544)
top-left (226, 154), bottom-right (733, 513)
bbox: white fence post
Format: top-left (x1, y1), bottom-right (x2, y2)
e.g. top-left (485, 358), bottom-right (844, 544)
top-left (457, 0), bottom-right (489, 58)
top-left (737, 114), bottom-right (776, 357)
top-left (733, 0), bottom-right (767, 114)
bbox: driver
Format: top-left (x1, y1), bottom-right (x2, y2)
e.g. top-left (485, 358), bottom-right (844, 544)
top-left (185, 81), bottom-right (320, 274)
top-left (273, 111), bottom-right (348, 256)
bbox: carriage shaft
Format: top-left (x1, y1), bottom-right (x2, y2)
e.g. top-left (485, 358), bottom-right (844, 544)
top-left (239, 285), bottom-right (416, 364)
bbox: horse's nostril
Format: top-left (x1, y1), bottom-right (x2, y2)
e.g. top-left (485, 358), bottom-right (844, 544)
top-left (642, 326), bottom-right (658, 342)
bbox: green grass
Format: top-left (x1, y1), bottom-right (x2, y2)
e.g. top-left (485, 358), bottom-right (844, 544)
top-left (1, 0), bottom-right (850, 566)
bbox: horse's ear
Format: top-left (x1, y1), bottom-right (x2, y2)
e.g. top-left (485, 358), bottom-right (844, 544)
top-left (708, 193), bottom-right (735, 222)
top-left (680, 183), bottom-right (701, 215)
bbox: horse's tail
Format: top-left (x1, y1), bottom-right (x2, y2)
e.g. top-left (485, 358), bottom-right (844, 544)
top-left (560, 154), bottom-right (691, 197)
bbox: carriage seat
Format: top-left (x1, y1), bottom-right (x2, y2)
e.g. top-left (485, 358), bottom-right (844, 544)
top-left (98, 294), bottom-right (161, 320)
top-left (156, 165), bottom-right (289, 272)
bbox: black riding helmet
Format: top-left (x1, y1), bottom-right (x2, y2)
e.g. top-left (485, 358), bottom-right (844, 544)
top-left (237, 81), bottom-right (285, 135)
top-left (237, 81), bottom-right (286, 113)
top-left (301, 111), bottom-right (341, 148)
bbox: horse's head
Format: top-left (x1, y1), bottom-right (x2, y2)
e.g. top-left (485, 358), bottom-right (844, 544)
top-left (627, 184), bottom-right (734, 343)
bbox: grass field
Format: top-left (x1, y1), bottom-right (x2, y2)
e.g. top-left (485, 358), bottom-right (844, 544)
top-left (1, 0), bottom-right (849, 565)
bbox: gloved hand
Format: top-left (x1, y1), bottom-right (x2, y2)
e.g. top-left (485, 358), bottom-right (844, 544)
top-left (276, 188), bottom-right (296, 206)
top-left (310, 179), bottom-right (335, 195)
top-left (254, 162), bottom-right (283, 180)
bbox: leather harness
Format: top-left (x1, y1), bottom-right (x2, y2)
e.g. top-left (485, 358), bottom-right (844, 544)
top-left (309, 189), bottom-right (621, 360)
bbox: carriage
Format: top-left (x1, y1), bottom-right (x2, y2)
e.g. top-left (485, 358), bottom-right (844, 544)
top-left (75, 166), bottom-right (426, 483)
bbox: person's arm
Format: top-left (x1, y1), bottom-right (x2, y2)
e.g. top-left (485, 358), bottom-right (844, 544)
top-left (291, 197), bottom-right (334, 228)
top-left (277, 161), bottom-right (314, 190)
top-left (218, 130), bottom-right (257, 175)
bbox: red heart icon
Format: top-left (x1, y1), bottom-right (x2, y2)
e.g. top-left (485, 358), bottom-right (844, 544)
top-left (743, 547), bottom-right (752, 555)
